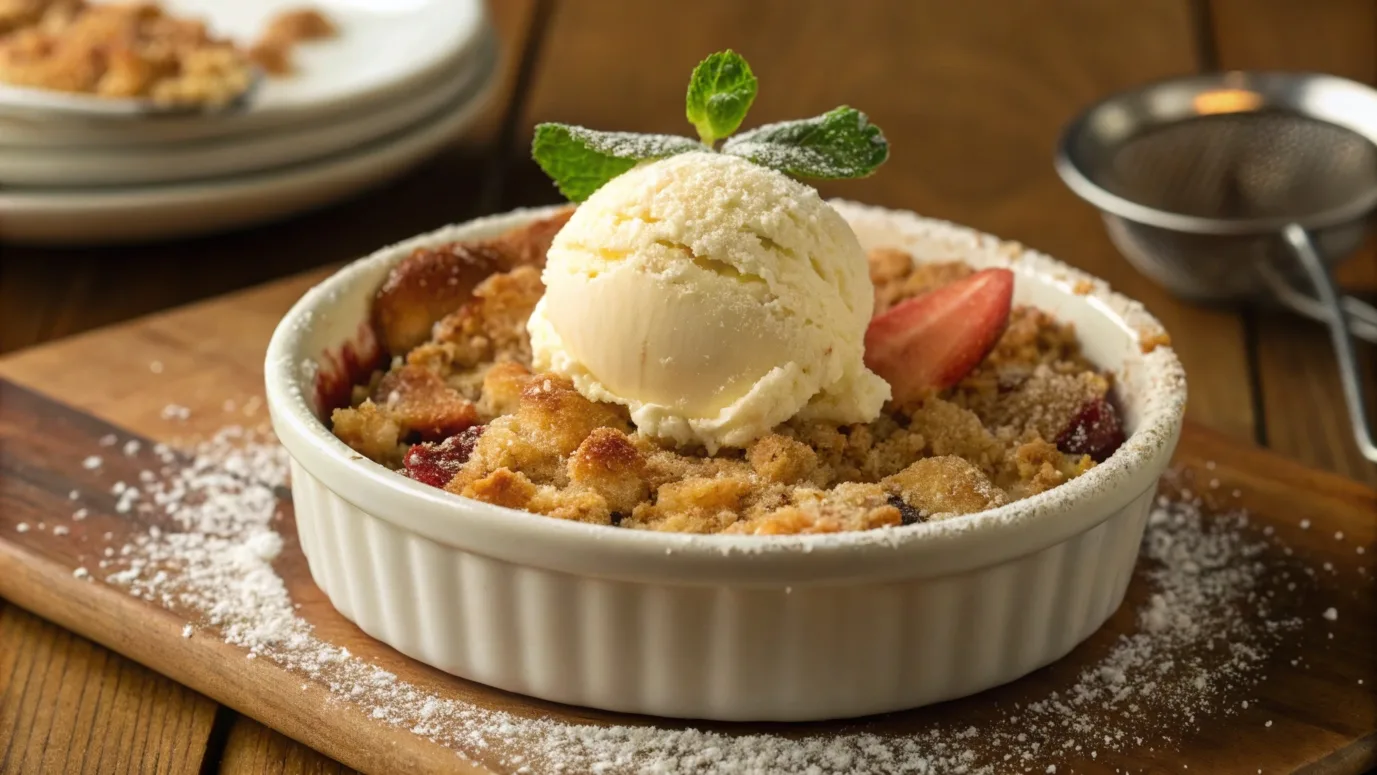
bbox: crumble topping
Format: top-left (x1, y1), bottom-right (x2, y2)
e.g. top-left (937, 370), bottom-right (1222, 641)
top-left (331, 212), bottom-right (1118, 534)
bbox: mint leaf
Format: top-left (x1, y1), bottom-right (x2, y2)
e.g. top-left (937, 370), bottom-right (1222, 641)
top-left (531, 123), bottom-right (705, 201)
top-left (721, 106), bottom-right (888, 179)
top-left (685, 50), bottom-right (758, 145)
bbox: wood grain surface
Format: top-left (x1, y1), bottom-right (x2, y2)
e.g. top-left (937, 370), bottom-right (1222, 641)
top-left (0, 605), bottom-right (217, 775)
top-left (0, 296), bottom-right (1374, 774)
top-left (1, 0), bottom-right (1375, 772)
top-left (218, 717), bottom-right (360, 775)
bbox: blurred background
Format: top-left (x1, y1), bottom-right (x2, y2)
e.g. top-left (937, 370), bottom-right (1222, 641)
top-left (1, 0), bottom-right (1373, 490)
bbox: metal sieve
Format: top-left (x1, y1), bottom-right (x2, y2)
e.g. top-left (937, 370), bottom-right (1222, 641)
top-left (1056, 71), bottom-right (1377, 463)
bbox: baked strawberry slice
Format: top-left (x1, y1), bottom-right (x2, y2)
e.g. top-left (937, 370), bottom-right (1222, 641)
top-left (1055, 398), bottom-right (1125, 462)
top-left (402, 426), bottom-right (484, 488)
top-left (864, 268), bottom-right (1015, 403)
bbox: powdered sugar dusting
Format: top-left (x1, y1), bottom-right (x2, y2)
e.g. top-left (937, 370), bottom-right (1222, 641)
top-left (723, 111), bottom-right (888, 179)
top-left (76, 426), bottom-right (1325, 774)
top-left (562, 127), bottom-right (704, 161)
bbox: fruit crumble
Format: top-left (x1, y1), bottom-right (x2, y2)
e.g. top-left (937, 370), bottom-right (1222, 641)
top-left (329, 209), bottom-right (1126, 535)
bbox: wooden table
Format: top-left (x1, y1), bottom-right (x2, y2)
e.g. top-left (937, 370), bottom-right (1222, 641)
top-left (1, 1), bottom-right (1374, 772)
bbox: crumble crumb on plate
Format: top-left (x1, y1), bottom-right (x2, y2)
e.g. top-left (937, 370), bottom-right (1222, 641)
top-left (0, 0), bottom-right (254, 106)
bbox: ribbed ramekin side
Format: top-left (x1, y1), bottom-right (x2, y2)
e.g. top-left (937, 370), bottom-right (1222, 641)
top-left (289, 466), bottom-right (1155, 721)
top-left (289, 460), bottom-right (323, 583)
top-left (291, 460), bottom-right (352, 621)
top-left (630, 484), bottom-right (1154, 720)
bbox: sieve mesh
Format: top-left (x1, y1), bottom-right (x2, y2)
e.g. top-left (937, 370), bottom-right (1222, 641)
top-left (1073, 112), bottom-right (1377, 300)
top-left (1062, 83), bottom-right (1377, 460)
top-left (1092, 112), bottom-right (1377, 222)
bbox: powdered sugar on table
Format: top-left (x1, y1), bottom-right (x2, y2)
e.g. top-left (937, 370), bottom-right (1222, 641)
top-left (77, 424), bottom-right (1325, 774)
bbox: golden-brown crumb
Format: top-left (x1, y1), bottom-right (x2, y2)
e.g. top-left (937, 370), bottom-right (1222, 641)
top-left (873, 259), bottom-right (973, 314)
top-left (747, 434), bottom-right (817, 485)
top-left (567, 427), bottom-right (648, 516)
top-left (1005, 438), bottom-right (1093, 500)
top-left (723, 483), bottom-right (904, 535)
top-left (428, 265), bottom-right (545, 369)
top-left (479, 360), bottom-right (534, 417)
top-left (370, 363), bottom-right (478, 442)
top-left (334, 222), bottom-right (1115, 535)
top-left (629, 477), bottom-right (755, 534)
top-left (867, 247), bottom-right (918, 286)
top-left (518, 374), bottom-right (631, 457)
top-left (460, 467), bottom-right (536, 510)
top-left (446, 374), bottom-right (630, 494)
top-left (331, 400), bottom-right (402, 466)
top-left (904, 398), bottom-right (1003, 476)
top-left (529, 485), bottom-right (613, 525)
top-left (884, 456), bottom-right (1006, 520)
top-left (371, 210), bottom-right (572, 356)
top-left (372, 242), bottom-right (506, 356)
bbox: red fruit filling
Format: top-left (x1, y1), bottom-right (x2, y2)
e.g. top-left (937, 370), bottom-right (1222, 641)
top-left (1055, 398), bottom-right (1125, 462)
top-left (402, 426), bottom-right (484, 488)
top-left (864, 268), bottom-right (1015, 404)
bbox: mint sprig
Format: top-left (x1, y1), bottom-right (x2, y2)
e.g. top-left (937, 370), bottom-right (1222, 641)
top-left (531, 125), bottom-right (704, 202)
top-left (530, 50), bottom-right (888, 201)
top-left (722, 107), bottom-right (888, 179)
top-left (685, 50), bottom-right (757, 146)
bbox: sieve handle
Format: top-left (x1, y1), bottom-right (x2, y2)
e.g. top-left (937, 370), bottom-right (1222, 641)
top-left (1282, 224), bottom-right (1377, 464)
top-left (1261, 265), bottom-right (1377, 343)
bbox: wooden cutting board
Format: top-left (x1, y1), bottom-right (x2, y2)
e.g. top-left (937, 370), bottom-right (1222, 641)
top-left (0, 269), bottom-right (1373, 775)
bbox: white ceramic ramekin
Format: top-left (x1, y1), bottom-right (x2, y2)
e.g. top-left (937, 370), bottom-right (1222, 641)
top-left (265, 203), bottom-right (1187, 722)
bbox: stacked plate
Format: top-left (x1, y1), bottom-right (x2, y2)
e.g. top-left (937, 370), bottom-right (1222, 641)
top-left (0, 0), bottom-right (497, 245)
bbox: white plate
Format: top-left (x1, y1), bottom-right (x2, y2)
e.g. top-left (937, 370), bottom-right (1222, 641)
top-left (0, 62), bottom-right (498, 245)
top-left (0, 34), bottom-right (496, 187)
top-left (0, 0), bottom-right (485, 147)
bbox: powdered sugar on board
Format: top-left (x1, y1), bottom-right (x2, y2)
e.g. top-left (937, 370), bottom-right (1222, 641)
top-left (64, 426), bottom-right (1352, 774)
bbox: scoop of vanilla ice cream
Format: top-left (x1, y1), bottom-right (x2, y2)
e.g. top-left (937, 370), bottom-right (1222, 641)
top-left (527, 151), bottom-right (889, 451)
